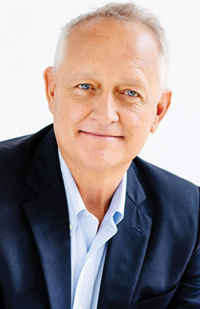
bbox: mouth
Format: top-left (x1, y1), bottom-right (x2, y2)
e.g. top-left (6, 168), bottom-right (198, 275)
top-left (79, 131), bottom-right (123, 139)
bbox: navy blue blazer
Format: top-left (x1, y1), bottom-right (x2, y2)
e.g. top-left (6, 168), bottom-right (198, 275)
top-left (0, 125), bottom-right (200, 308)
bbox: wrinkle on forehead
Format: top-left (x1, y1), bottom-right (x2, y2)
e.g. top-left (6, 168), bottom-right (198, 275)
top-left (128, 58), bottom-right (150, 70)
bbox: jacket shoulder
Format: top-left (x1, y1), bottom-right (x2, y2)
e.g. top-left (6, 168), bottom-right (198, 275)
top-left (0, 124), bottom-right (53, 157)
top-left (133, 156), bottom-right (198, 191)
top-left (0, 125), bottom-right (55, 198)
top-left (131, 157), bottom-right (199, 218)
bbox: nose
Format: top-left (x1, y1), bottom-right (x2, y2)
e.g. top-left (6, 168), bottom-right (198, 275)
top-left (90, 92), bottom-right (119, 125)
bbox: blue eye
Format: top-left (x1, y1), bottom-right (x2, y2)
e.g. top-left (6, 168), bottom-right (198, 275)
top-left (78, 83), bottom-right (91, 90)
top-left (125, 90), bottom-right (137, 97)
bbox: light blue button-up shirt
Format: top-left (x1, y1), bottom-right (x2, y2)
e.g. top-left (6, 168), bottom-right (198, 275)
top-left (58, 150), bottom-right (127, 309)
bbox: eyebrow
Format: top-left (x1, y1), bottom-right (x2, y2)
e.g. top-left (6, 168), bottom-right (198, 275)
top-left (119, 73), bottom-right (149, 88)
top-left (70, 72), bottom-right (100, 82)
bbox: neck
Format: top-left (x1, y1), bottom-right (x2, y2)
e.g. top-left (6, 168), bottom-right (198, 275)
top-left (64, 159), bottom-right (130, 223)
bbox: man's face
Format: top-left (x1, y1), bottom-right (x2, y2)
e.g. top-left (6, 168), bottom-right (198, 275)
top-left (44, 18), bottom-right (171, 173)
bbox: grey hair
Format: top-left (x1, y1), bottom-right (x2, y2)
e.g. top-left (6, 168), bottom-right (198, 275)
top-left (53, 2), bottom-right (169, 89)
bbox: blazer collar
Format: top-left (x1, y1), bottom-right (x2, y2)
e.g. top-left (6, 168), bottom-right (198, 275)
top-left (126, 161), bottom-right (146, 206)
top-left (23, 129), bottom-right (71, 309)
top-left (25, 129), bottom-right (60, 193)
top-left (98, 163), bottom-right (152, 308)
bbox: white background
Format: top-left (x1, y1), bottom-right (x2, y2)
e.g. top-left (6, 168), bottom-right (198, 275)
top-left (0, 0), bottom-right (199, 184)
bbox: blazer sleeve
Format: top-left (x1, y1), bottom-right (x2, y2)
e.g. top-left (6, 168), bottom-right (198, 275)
top-left (169, 188), bottom-right (200, 308)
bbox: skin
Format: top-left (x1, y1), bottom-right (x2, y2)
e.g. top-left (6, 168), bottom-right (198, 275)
top-left (44, 18), bottom-right (172, 223)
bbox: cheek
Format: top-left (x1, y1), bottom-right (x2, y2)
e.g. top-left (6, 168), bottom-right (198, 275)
top-left (53, 100), bottom-right (89, 136)
top-left (123, 111), bottom-right (146, 131)
top-left (123, 109), bottom-right (155, 141)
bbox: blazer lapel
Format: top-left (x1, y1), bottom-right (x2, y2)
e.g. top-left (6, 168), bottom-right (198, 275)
top-left (98, 163), bottom-right (152, 308)
top-left (22, 130), bottom-right (71, 309)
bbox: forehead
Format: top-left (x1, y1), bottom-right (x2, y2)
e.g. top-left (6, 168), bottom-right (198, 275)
top-left (59, 18), bottom-right (161, 88)
top-left (67, 17), bottom-right (160, 60)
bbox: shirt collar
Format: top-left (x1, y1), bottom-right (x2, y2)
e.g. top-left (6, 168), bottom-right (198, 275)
top-left (105, 173), bottom-right (126, 225)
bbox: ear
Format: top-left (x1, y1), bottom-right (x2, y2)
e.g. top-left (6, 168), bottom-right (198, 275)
top-left (43, 66), bottom-right (56, 114)
top-left (150, 90), bottom-right (172, 133)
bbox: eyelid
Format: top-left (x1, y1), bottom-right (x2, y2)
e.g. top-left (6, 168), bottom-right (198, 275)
top-left (122, 89), bottom-right (139, 97)
top-left (77, 83), bottom-right (92, 89)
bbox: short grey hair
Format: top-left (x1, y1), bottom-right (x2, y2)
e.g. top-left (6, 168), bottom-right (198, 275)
top-left (53, 2), bottom-right (169, 89)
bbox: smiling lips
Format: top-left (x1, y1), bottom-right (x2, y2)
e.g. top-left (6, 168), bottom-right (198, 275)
top-left (79, 131), bottom-right (123, 138)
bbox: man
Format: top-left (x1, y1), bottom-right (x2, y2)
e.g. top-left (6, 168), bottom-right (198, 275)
top-left (0, 2), bottom-right (199, 308)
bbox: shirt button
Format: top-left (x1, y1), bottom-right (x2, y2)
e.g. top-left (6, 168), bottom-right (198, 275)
top-left (69, 223), bottom-right (73, 231)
